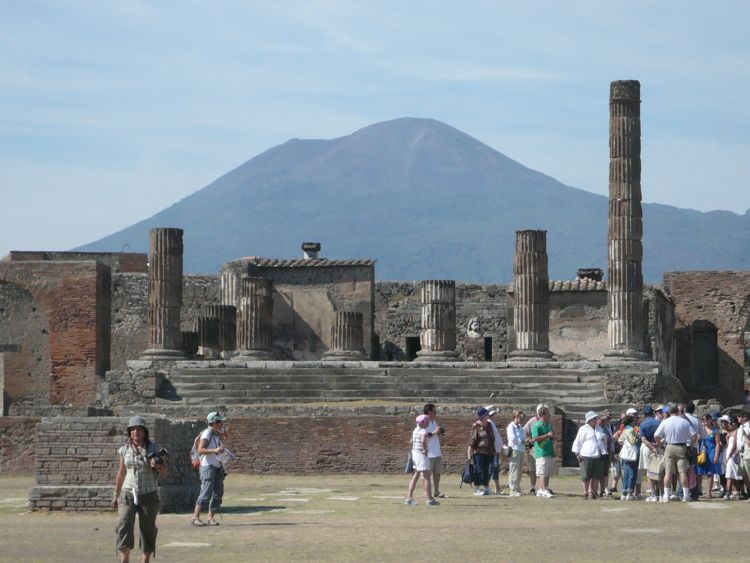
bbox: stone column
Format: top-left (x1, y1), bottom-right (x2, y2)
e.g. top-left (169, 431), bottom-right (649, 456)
top-left (324, 311), bottom-right (366, 360)
top-left (196, 316), bottom-right (220, 359)
top-left (509, 230), bottom-right (553, 360)
top-left (141, 228), bottom-right (185, 359)
top-left (235, 277), bottom-right (274, 360)
top-left (415, 280), bottom-right (460, 362)
top-left (204, 304), bottom-right (237, 355)
top-left (220, 268), bottom-right (240, 308)
top-left (606, 80), bottom-right (647, 359)
top-left (181, 331), bottom-right (199, 356)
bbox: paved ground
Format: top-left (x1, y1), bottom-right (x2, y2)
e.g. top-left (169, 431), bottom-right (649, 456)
top-left (0, 474), bottom-right (747, 562)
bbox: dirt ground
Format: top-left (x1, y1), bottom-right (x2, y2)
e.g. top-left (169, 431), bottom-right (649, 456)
top-left (0, 473), bottom-right (746, 562)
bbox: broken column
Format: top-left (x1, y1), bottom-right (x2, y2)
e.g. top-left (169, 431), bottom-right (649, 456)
top-left (510, 230), bottom-right (553, 360)
top-left (196, 316), bottom-right (220, 359)
top-left (324, 311), bottom-right (366, 361)
top-left (181, 331), bottom-right (199, 356)
top-left (235, 277), bottom-right (274, 360)
top-left (415, 280), bottom-right (460, 362)
top-left (606, 80), bottom-right (647, 359)
top-left (204, 304), bottom-right (237, 356)
top-left (141, 228), bottom-right (186, 359)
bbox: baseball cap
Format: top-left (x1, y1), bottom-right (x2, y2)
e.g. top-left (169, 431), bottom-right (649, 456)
top-left (477, 407), bottom-right (489, 417)
top-left (584, 410), bottom-right (598, 423)
top-left (484, 405), bottom-right (498, 416)
top-left (642, 405), bottom-right (654, 415)
top-left (719, 415), bottom-right (731, 424)
top-left (626, 408), bottom-right (638, 415)
top-left (207, 411), bottom-right (226, 424)
top-left (416, 414), bottom-right (430, 426)
top-left (662, 405), bottom-right (672, 414)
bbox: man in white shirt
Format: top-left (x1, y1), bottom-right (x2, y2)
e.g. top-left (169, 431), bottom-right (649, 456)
top-left (485, 405), bottom-right (505, 494)
top-left (654, 405), bottom-right (697, 502)
top-left (423, 403), bottom-right (446, 498)
top-left (736, 412), bottom-right (750, 498)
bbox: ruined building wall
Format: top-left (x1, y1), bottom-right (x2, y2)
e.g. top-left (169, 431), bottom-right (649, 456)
top-left (0, 283), bottom-right (50, 412)
top-left (663, 271), bottom-right (750, 405)
top-left (374, 282), bottom-right (508, 361)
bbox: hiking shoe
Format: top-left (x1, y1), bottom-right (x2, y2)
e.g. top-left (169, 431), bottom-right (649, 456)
top-left (536, 490), bottom-right (553, 498)
top-left (404, 498), bottom-right (417, 506)
top-left (682, 496), bottom-right (694, 502)
top-left (529, 488), bottom-right (536, 495)
top-left (426, 499), bottom-right (440, 506)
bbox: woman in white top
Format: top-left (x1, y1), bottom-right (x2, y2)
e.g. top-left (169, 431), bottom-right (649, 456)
top-left (506, 410), bottom-right (526, 496)
top-left (722, 416), bottom-right (741, 500)
top-left (572, 411), bottom-right (606, 500)
top-left (405, 415), bottom-right (439, 506)
top-left (191, 411), bottom-right (229, 526)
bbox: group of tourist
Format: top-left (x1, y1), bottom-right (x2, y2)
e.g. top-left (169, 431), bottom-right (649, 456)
top-left (571, 402), bottom-right (750, 503)
top-left (112, 412), bottom-right (229, 563)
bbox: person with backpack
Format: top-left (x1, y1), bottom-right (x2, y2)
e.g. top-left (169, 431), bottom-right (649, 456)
top-left (191, 412), bottom-right (229, 526)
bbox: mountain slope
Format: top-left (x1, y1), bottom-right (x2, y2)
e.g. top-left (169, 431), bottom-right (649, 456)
top-left (76, 118), bottom-right (750, 282)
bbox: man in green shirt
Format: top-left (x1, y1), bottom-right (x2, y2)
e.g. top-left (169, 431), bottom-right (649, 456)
top-left (531, 405), bottom-right (555, 498)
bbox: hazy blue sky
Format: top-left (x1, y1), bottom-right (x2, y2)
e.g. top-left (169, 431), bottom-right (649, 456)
top-left (2, 1), bottom-right (748, 258)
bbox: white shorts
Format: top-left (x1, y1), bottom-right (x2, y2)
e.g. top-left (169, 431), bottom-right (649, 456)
top-left (412, 452), bottom-right (430, 472)
top-left (536, 456), bottom-right (555, 477)
top-left (639, 444), bottom-right (653, 471)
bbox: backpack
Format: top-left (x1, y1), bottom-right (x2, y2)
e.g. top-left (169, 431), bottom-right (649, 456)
top-left (189, 431), bottom-right (204, 469)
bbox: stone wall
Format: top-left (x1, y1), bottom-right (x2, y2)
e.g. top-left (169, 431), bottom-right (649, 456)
top-left (0, 261), bottom-right (111, 406)
top-left (663, 271), bottom-right (750, 405)
top-left (0, 416), bottom-right (39, 473)
top-left (29, 416), bottom-right (200, 511)
top-left (374, 282), bottom-right (508, 361)
top-left (7, 251), bottom-right (147, 273)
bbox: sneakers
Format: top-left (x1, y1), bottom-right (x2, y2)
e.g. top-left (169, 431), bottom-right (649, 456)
top-left (682, 496), bottom-right (694, 502)
top-left (426, 499), bottom-right (440, 506)
top-left (483, 487), bottom-right (493, 496)
top-left (434, 492), bottom-right (446, 498)
top-left (529, 488), bottom-right (536, 495)
top-left (659, 495), bottom-right (670, 503)
top-left (510, 491), bottom-right (523, 497)
top-left (536, 489), bottom-right (553, 498)
top-left (473, 488), bottom-right (484, 496)
top-left (669, 494), bottom-right (679, 501)
top-left (722, 494), bottom-right (731, 501)
top-left (404, 498), bottom-right (417, 506)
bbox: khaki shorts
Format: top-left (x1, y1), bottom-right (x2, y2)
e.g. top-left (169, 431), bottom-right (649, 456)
top-left (429, 456), bottom-right (442, 474)
top-left (115, 490), bottom-right (160, 554)
top-left (663, 444), bottom-right (689, 475)
top-left (536, 456), bottom-right (555, 477)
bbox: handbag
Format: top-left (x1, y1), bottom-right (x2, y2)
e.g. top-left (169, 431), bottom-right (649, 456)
top-left (697, 442), bottom-right (708, 466)
top-left (619, 438), bottom-right (638, 462)
top-left (404, 452), bottom-right (414, 474)
top-left (459, 460), bottom-right (475, 487)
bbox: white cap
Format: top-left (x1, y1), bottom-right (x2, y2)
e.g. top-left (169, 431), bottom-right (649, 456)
top-left (536, 403), bottom-right (547, 416)
top-left (626, 408), bottom-right (638, 415)
top-left (719, 415), bottom-right (731, 423)
top-left (484, 405), bottom-right (498, 416)
top-left (584, 410), bottom-right (598, 423)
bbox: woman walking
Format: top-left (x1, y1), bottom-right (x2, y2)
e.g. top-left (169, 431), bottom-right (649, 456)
top-left (112, 416), bottom-right (167, 563)
top-left (405, 414), bottom-right (439, 506)
top-left (468, 407), bottom-right (497, 496)
top-left (506, 409), bottom-right (526, 496)
top-left (192, 412), bottom-right (229, 526)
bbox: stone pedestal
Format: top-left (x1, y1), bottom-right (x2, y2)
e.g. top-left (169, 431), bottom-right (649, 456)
top-left (415, 280), bottom-right (460, 362)
top-left (606, 80), bottom-right (647, 360)
top-left (141, 228), bottom-right (186, 359)
top-left (197, 316), bottom-right (220, 359)
top-left (509, 230), bottom-right (553, 361)
top-left (324, 311), bottom-right (366, 360)
top-left (235, 277), bottom-right (274, 361)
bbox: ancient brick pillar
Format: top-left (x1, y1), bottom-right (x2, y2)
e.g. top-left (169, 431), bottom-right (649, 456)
top-left (415, 280), bottom-right (460, 362)
top-left (204, 304), bottom-right (237, 353)
top-left (141, 228), bottom-right (185, 359)
top-left (324, 311), bottom-right (366, 360)
top-left (510, 230), bottom-right (553, 360)
top-left (196, 316), bottom-right (220, 359)
top-left (235, 277), bottom-right (274, 360)
top-left (606, 80), bottom-right (647, 359)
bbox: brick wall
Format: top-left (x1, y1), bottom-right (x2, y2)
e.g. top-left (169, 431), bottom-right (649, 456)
top-left (663, 271), bottom-right (750, 404)
top-left (0, 416), bottom-right (39, 473)
top-left (8, 251), bottom-right (147, 273)
top-left (0, 261), bottom-right (110, 406)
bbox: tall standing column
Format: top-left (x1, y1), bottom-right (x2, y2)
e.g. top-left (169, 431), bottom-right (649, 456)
top-left (606, 80), bottom-right (647, 359)
top-left (234, 277), bottom-right (274, 360)
top-left (415, 280), bottom-right (460, 362)
top-left (141, 228), bottom-right (186, 359)
top-left (510, 230), bottom-right (553, 360)
top-left (324, 311), bottom-right (366, 360)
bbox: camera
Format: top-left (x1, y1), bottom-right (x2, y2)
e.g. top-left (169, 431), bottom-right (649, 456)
top-left (146, 447), bottom-right (169, 466)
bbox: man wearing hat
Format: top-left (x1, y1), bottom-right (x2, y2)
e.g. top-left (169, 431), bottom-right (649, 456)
top-left (191, 412), bottom-right (229, 526)
top-left (638, 405), bottom-right (661, 501)
top-left (484, 405), bottom-right (505, 494)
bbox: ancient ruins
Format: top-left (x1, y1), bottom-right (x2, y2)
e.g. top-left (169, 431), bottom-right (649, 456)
top-left (1, 80), bottom-right (748, 511)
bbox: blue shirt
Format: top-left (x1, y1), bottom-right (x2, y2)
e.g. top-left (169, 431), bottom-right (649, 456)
top-left (639, 417), bottom-right (660, 443)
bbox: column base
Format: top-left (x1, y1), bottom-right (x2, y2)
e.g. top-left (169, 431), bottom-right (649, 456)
top-left (139, 349), bottom-right (186, 360)
top-left (508, 349), bottom-right (554, 361)
top-left (414, 350), bottom-right (462, 363)
top-left (323, 349), bottom-right (367, 361)
top-left (603, 349), bottom-right (649, 360)
top-left (232, 350), bottom-right (274, 361)
top-left (197, 346), bottom-right (221, 359)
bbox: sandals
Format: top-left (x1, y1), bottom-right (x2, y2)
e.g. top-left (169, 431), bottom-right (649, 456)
top-left (190, 518), bottom-right (206, 527)
top-left (206, 519), bottom-right (220, 526)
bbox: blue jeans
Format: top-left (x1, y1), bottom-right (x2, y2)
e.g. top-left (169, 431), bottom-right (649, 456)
top-left (473, 453), bottom-right (493, 487)
top-left (622, 460), bottom-right (638, 493)
top-left (196, 465), bottom-right (225, 513)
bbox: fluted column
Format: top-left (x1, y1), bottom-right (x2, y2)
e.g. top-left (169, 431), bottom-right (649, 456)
top-left (324, 311), bottom-right (366, 360)
top-left (606, 80), bottom-right (647, 359)
top-left (415, 280), bottom-right (460, 362)
top-left (235, 277), bottom-right (274, 360)
top-left (204, 304), bottom-right (237, 354)
top-left (220, 268), bottom-right (240, 308)
top-left (141, 228), bottom-right (186, 359)
top-left (196, 316), bottom-right (220, 359)
top-left (510, 230), bottom-right (553, 360)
